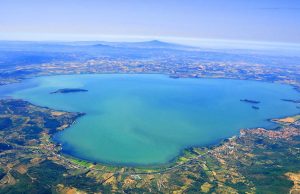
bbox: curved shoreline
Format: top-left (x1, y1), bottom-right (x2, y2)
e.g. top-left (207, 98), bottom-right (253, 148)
top-left (50, 99), bottom-right (300, 168)
top-left (1, 98), bottom-right (298, 193)
top-left (1, 73), bottom-right (300, 169)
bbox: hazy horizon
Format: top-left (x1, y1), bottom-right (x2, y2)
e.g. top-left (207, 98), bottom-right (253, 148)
top-left (1, 0), bottom-right (300, 44)
top-left (2, 36), bottom-right (300, 57)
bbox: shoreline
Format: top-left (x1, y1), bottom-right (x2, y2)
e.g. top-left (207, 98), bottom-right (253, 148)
top-left (1, 71), bottom-right (300, 91)
top-left (1, 96), bottom-right (299, 193)
top-left (0, 73), bottom-right (299, 169)
top-left (52, 113), bottom-right (300, 175)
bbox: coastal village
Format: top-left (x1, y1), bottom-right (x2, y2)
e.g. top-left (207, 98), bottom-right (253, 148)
top-left (0, 0), bottom-right (300, 192)
top-left (0, 98), bottom-right (299, 193)
top-left (0, 43), bottom-right (300, 193)
top-left (1, 51), bottom-right (300, 91)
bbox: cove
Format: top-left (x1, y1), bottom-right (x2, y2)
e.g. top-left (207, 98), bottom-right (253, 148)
top-left (1, 74), bottom-right (299, 165)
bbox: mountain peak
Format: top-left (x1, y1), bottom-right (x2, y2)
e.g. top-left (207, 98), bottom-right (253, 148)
top-left (143, 40), bottom-right (170, 45)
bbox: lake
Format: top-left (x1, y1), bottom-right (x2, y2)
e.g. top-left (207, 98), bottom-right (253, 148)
top-left (1, 74), bottom-right (299, 165)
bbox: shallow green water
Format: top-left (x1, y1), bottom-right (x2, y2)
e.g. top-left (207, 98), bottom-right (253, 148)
top-left (2, 74), bottom-right (299, 165)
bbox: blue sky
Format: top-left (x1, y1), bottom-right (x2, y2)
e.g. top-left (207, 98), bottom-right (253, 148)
top-left (0, 0), bottom-right (300, 44)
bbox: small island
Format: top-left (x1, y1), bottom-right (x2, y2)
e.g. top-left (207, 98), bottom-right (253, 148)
top-left (50, 88), bottom-right (88, 94)
top-left (252, 106), bottom-right (260, 110)
top-left (240, 99), bottom-right (260, 104)
top-left (281, 99), bottom-right (300, 104)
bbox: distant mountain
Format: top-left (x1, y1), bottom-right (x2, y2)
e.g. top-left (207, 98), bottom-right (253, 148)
top-left (110, 40), bottom-right (187, 49)
top-left (92, 43), bottom-right (115, 48)
top-left (0, 40), bottom-right (198, 53)
top-left (100, 40), bottom-right (197, 50)
top-left (64, 40), bottom-right (196, 50)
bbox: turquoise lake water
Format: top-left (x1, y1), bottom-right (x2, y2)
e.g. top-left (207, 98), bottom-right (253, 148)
top-left (1, 74), bottom-right (299, 165)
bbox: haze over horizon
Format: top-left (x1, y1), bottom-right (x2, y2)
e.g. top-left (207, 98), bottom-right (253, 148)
top-left (1, 0), bottom-right (300, 45)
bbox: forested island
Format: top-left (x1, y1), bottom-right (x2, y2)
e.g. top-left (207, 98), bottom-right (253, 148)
top-left (240, 99), bottom-right (260, 104)
top-left (50, 88), bottom-right (88, 94)
top-left (281, 99), bottom-right (300, 104)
